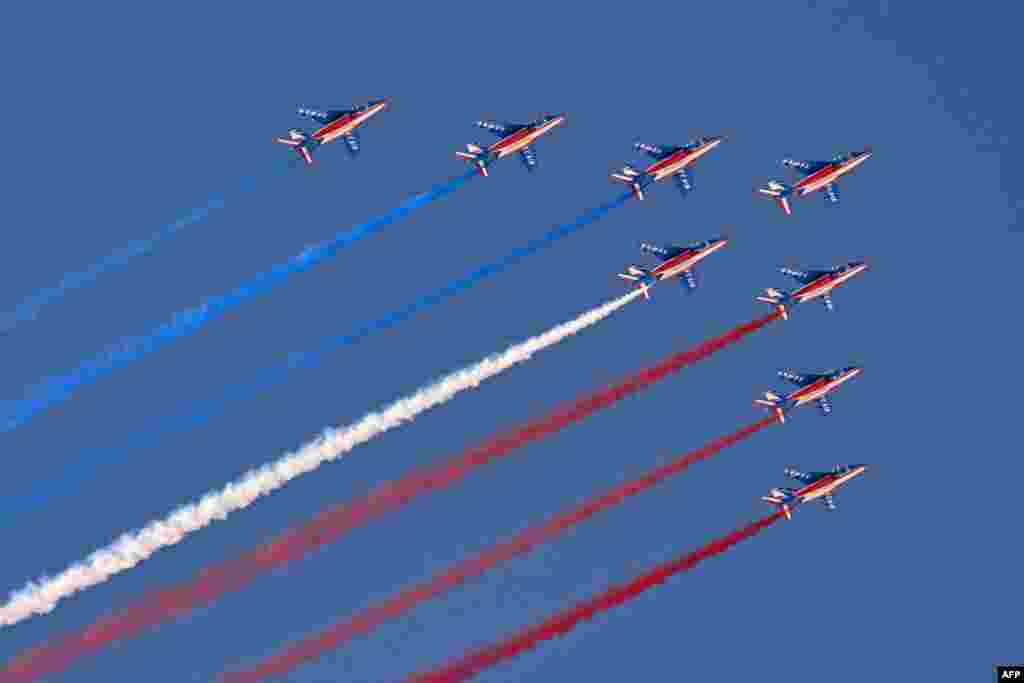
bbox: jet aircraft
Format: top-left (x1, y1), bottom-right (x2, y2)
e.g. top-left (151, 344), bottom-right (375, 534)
top-left (762, 464), bottom-right (868, 519)
top-left (755, 367), bottom-right (863, 423)
top-left (757, 148), bottom-right (873, 214)
top-left (611, 136), bottom-right (725, 201)
top-left (455, 114), bottom-right (566, 176)
top-left (274, 98), bottom-right (390, 165)
top-left (757, 262), bottom-right (869, 319)
top-left (617, 237), bottom-right (729, 299)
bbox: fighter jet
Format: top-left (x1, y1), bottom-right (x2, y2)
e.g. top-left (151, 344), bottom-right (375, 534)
top-left (455, 114), bottom-right (566, 176)
top-left (757, 148), bottom-right (873, 214)
top-left (611, 136), bottom-right (725, 201)
top-left (617, 237), bottom-right (729, 299)
top-left (762, 464), bottom-right (868, 519)
top-left (274, 98), bottom-right (390, 165)
top-left (755, 367), bottom-right (862, 423)
top-left (757, 262), bottom-right (869, 320)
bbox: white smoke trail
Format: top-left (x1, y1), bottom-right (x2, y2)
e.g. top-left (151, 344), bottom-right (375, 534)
top-left (1, 289), bottom-right (643, 628)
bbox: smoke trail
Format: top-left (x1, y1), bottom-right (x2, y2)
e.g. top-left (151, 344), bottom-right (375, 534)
top-left (0, 290), bottom-right (641, 650)
top-left (0, 196), bottom-right (226, 334)
top-left (407, 512), bottom-right (786, 683)
top-left (221, 417), bottom-right (777, 683)
top-left (2, 169), bottom-right (478, 433)
top-left (3, 192), bottom-right (635, 520)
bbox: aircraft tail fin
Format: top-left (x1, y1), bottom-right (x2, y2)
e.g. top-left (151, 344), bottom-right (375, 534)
top-left (617, 266), bottom-right (655, 300)
top-left (456, 143), bottom-right (490, 176)
top-left (754, 390), bottom-right (788, 423)
top-left (761, 488), bottom-right (799, 520)
top-left (274, 129), bottom-right (319, 165)
top-left (756, 287), bottom-right (792, 320)
top-left (611, 165), bottom-right (646, 200)
top-left (757, 180), bottom-right (794, 215)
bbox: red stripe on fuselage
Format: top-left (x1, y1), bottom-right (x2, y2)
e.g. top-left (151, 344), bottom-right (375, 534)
top-left (312, 105), bottom-right (383, 144)
top-left (313, 113), bottom-right (359, 141)
top-left (794, 267), bottom-right (864, 302)
top-left (796, 156), bottom-right (867, 194)
top-left (794, 274), bottom-right (841, 301)
top-left (647, 150), bottom-right (696, 176)
top-left (490, 120), bottom-right (561, 157)
top-left (646, 141), bottom-right (719, 179)
top-left (789, 378), bottom-right (839, 402)
top-left (650, 250), bottom-right (698, 278)
top-left (797, 476), bottom-right (837, 496)
top-left (795, 164), bottom-right (840, 193)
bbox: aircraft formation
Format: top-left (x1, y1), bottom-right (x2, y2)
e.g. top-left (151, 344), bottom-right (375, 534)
top-left (272, 97), bottom-right (876, 649)
top-left (0, 96), bottom-right (877, 682)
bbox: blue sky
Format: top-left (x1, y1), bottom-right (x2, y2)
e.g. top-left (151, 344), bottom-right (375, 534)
top-left (0, 1), bottom-right (1018, 681)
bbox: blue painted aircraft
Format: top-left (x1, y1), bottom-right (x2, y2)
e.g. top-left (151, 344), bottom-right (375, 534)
top-left (274, 99), bottom-right (390, 165)
top-left (755, 367), bottom-right (863, 423)
top-left (455, 114), bottom-right (566, 176)
top-left (757, 148), bottom-right (873, 214)
top-left (617, 238), bottom-right (729, 299)
top-left (762, 464), bottom-right (868, 519)
top-left (611, 136), bottom-right (725, 201)
top-left (756, 262), bottom-right (869, 320)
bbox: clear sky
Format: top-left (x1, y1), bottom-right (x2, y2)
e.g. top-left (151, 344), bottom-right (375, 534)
top-left (1, 1), bottom-right (1019, 681)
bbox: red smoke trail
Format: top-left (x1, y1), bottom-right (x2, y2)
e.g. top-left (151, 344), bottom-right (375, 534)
top-left (222, 416), bottom-right (778, 682)
top-left (0, 312), bottom-right (778, 683)
top-left (407, 511), bottom-right (786, 683)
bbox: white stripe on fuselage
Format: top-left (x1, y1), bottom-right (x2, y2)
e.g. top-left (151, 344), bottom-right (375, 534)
top-left (794, 265), bottom-right (867, 303)
top-left (650, 140), bottom-right (720, 181)
top-left (493, 118), bottom-right (562, 158)
top-left (315, 105), bottom-right (383, 144)
top-left (791, 370), bottom-right (858, 405)
top-left (652, 241), bottom-right (726, 280)
top-left (799, 467), bottom-right (865, 502)
top-left (799, 154), bottom-right (870, 194)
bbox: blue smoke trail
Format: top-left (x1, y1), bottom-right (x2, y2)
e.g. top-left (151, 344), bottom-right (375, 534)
top-left (3, 191), bottom-right (633, 518)
top-left (2, 170), bottom-right (479, 433)
top-left (0, 199), bottom-right (226, 335)
top-left (0, 168), bottom-right (282, 335)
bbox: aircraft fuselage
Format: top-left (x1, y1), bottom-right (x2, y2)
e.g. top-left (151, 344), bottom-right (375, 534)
top-left (313, 100), bottom-right (390, 144)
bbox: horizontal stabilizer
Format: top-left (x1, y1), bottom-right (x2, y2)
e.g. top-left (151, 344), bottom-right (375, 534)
top-left (756, 288), bottom-right (790, 319)
top-left (456, 143), bottom-right (490, 176)
top-left (612, 168), bottom-right (647, 200)
top-left (758, 181), bottom-right (794, 215)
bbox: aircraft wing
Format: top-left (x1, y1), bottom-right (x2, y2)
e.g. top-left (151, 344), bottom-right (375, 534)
top-left (298, 108), bottom-right (349, 124)
top-left (817, 395), bottom-right (833, 416)
top-left (779, 370), bottom-right (812, 386)
top-left (635, 142), bottom-right (675, 159)
top-left (681, 268), bottom-right (698, 292)
top-left (475, 120), bottom-right (517, 136)
top-left (822, 494), bottom-right (837, 511)
top-left (824, 183), bottom-right (840, 204)
top-left (782, 158), bottom-right (814, 173)
top-left (673, 168), bottom-right (694, 196)
top-left (780, 267), bottom-right (814, 284)
top-left (342, 130), bottom-right (361, 157)
top-left (784, 467), bottom-right (816, 484)
top-left (519, 145), bottom-right (539, 172)
top-left (784, 158), bottom-right (831, 176)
